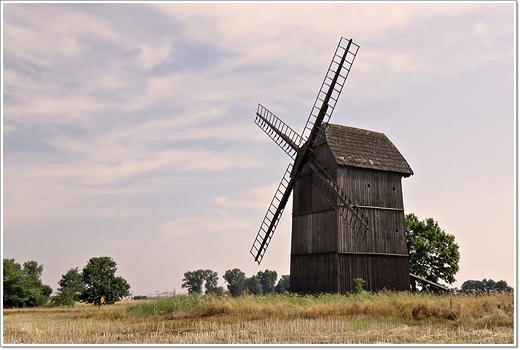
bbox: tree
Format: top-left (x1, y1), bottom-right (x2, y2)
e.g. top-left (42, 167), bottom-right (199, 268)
top-left (405, 213), bottom-right (460, 291)
top-left (256, 270), bottom-right (278, 294)
top-left (460, 279), bottom-right (513, 294)
top-left (223, 269), bottom-right (246, 297)
top-left (182, 270), bottom-right (207, 294)
top-left (59, 267), bottom-right (85, 299)
top-left (3, 258), bottom-right (52, 308)
top-left (495, 280), bottom-right (513, 293)
top-left (204, 270), bottom-right (220, 294)
top-left (52, 287), bottom-right (76, 307)
top-left (80, 257), bottom-right (130, 306)
top-left (53, 267), bottom-right (86, 306)
top-left (275, 275), bottom-right (290, 294)
top-left (23, 261), bottom-right (44, 280)
top-left (182, 269), bottom-right (220, 295)
top-left (244, 276), bottom-right (263, 295)
top-left (3, 258), bottom-right (22, 276)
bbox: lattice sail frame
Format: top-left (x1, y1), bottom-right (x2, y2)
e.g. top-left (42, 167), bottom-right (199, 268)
top-left (249, 163), bottom-right (293, 263)
top-left (301, 38), bottom-right (359, 141)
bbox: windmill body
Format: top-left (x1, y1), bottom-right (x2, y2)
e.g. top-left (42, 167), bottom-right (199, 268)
top-left (250, 37), bottom-right (414, 293)
top-left (291, 124), bottom-right (413, 293)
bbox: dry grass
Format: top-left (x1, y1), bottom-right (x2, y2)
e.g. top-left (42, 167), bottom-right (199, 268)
top-left (3, 292), bottom-right (515, 344)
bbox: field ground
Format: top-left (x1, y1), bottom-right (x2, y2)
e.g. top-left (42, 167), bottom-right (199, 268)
top-left (2, 292), bottom-right (515, 344)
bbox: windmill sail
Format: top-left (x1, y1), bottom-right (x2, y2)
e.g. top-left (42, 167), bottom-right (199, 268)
top-left (255, 104), bottom-right (303, 159)
top-left (307, 158), bottom-right (369, 236)
top-left (301, 38), bottom-right (359, 142)
top-left (250, 163), bottom-right (293, 263)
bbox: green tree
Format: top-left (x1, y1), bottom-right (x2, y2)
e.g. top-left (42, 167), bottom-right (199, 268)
top-left (256, 269), bottom-right (278, 294)
top-left (53, 267), bottom-right (86, 306)
top-left (223, 268), bottom-right (246, 297)
top-left (182, 270), bottom-right (207, 294)
top-left (244, 276), bottom-right (263, 295)
top-left (3, 258), bottom-right (22, 276)
top-left (460, 279), bottom-right (513, 294)
top-left (3, 258), bottom-right (52, 308)
top-left (405, 213), bottom-right (460, 291)
top-left (204, 270), bottom-right (220, 294)
top-left (52, 287), bottom-right (76, 306)
top-left (23, 261), bottom-right (44, 281)
top-left (22, 260), bottom-right (49, 297)
top-left (495, 280), bottom-right (513, 293)
top-left (182, 269), bottom-right (220, 295)
top-left (80, 257), bottom-right (130, 306)
top-left (275, 275), bottom-right (290, 294)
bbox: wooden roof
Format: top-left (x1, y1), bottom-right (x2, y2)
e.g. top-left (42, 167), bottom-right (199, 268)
top-left (314, 123), bottom-right (414, 176)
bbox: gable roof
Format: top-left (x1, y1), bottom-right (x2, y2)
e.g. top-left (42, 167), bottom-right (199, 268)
top-left (314, 123), bottom-right (413, 176)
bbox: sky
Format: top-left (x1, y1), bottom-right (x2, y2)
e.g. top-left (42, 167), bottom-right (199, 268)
top-left (2, 1), bottom-right (515, 297)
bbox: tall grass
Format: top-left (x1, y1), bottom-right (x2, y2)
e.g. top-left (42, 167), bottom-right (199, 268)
top-left (127, 294), bottom-right (204, 317)
top-left (126, 291), bottom-right (514, 328)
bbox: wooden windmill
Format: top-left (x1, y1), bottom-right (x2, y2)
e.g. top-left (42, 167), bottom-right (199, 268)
top-left (250, 37), bottom-right (414, 293)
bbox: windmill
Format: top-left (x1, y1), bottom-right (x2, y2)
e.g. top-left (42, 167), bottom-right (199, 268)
top-left (250, 37), bottom-right (414, 293)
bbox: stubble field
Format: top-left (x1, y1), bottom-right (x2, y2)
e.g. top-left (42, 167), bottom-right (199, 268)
top-left (2, 292), bottom-right (515, 345)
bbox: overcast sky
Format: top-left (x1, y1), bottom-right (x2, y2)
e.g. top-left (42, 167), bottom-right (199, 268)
top-left (2, 2), bottom-right (515, 296)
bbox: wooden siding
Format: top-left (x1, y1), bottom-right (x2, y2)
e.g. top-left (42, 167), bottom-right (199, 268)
top-left (338, 208), bottom-right (408, 254)
top-left (337, 254), bottom-right (410, 292)
top-left (290, 253), bottom-right (410, 293)
top-left (293, 172), bottom-right (335, 216)
top-left (337, 167), bottom-right (404, 209)
top-left (291, 210), bottom-right (338, 255)
top-left (293, 161), bottom-right (408, 256)
top-left (290, 253), bottom-right (338, 294)
top-left (293, 143), bottom-right (337, 216)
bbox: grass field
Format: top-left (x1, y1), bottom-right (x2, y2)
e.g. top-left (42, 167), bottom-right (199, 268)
top-left (2, 292), bottom-right (515, 344)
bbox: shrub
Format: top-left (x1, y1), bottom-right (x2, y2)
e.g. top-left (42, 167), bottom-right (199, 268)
top-left (354, 278), bottom-right (366, 294)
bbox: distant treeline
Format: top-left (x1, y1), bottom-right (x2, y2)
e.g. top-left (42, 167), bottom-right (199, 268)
top-left (459, 279), bottom-right (513, 295)
top-left (180, 268), bottom-right (289, 297)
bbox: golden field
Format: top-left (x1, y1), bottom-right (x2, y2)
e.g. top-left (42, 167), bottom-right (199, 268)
top-left (2, 292), bottom-right (515, 344)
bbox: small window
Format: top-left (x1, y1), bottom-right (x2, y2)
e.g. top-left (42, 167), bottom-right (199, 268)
top-left (367, 184), bottom-right (370, 188)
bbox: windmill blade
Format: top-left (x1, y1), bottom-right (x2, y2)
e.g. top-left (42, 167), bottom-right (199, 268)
top-left (301, 38), bottom-right (360, 142)
top-left (307, 157), bottom-right (369, 237)
top-left (255, 104), bottom-right (304, 160)
top-left (250, 163), bottom-right (294, 264)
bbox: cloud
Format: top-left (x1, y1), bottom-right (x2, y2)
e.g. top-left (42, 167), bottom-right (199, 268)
top-left (3, 4), bottom-right (121, 66)
top-left (2, 164), bottom-right (144, 228)
top-left (159, 215), bottom-right (251, 237)
top-left (3, 135), bottom-right (265, 229)
top-left (211, 183), bottom-right (282, 210)
top-left (139, 43), bottom-right (172, 70)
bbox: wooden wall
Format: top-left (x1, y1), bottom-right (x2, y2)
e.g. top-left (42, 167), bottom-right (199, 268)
top-left (292, 149), bottom-right (408, 256)
top-left (291, 253), bottom-right (410, 293)
top-left (292, 210), bottom-right (338, 255)
top-left (336, 167), bottom-right (408, 255)
top-left (290, 141), bottom-right (411, 293)
top-left (337, 167), bottom-right (405, 209)
top-left (291, 253), bottom-right (339, 294)
top-left (337, 254), bottom-right (410, 292)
